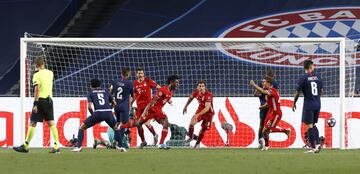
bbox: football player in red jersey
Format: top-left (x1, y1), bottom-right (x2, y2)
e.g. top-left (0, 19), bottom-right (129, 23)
top-left (250, 76), bottom-right (289, 150)
top-left (132, 68), bottom-right (161, 147)
top-left (183, 80), bottom-right (214, 149)
top-left (121, 75), bottom-right (180, 149)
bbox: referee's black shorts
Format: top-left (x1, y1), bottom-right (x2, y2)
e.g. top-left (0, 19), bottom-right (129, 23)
top-left (30, 97), bottom-right (54, 122)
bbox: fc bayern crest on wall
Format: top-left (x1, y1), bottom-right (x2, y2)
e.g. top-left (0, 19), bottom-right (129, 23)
top-left (216, 7), bottom-right (360, 68)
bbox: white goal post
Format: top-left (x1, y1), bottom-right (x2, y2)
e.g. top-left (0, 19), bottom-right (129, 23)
top-left (20, 37), bottom-right (353, 149)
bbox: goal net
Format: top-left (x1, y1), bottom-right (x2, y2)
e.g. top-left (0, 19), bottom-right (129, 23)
top-left (20, 37), bottom-right (358, 149)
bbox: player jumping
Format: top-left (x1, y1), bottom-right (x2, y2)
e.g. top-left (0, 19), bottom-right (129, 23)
top-left (71, 79), bottom-right (123, 152)
top-left (293, 60), bottom-right (323, 153)
top-left (132, 68), bottom-right (161, 147)
top-left (250, 77), bottom-right (289, 150)
top-left (183, 80), bottom-right (214, 149)
top-left (109, 68), bottom-right (134, 152)
top-left (121, 75), bottom-right (180, 149)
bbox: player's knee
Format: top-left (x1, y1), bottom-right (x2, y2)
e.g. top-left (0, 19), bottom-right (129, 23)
top-left (47, 120), bottom-right (55, 127)
top-left (29, 121), bottom-right (37, 127)
top-left (306, 123), bottom-right (313, 129)
top-left (162, 121), bottom-right (169, 129)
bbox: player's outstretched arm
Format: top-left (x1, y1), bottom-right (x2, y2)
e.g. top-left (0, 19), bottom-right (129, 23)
top-left (292, 91), bottom-right (300, 112)
top-left (183, 95), bottom-right (194, 115)
top-left (250, 80), bottom-right (270, 96)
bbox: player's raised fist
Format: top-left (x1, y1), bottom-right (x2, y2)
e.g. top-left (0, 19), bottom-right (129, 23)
top-left (250, 80), bottom-right (255, 86)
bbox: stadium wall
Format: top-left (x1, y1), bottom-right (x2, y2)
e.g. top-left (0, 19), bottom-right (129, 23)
top-left (1, 97), bottom-right (359, 148)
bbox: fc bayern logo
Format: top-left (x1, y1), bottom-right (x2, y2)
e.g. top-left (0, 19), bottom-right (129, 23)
top-left (216, 7), bottom-right (360, 68)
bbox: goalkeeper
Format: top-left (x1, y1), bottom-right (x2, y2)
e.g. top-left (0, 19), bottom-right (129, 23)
top-left (93, 107), bottom-right (136, 149)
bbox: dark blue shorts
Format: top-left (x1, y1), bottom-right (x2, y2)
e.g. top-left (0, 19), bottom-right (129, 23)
top-left (115, 107), bottom-right (129, 123)
top-left (259, 108), bottom-right (268, 120)
top-left (84, 111), bottom-right (116, 129)
top-left (302, 109), bottom-right (320, 124)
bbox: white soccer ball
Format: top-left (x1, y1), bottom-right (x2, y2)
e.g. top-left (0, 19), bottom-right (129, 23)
top-left (327, 118), bottom-right (336, 127)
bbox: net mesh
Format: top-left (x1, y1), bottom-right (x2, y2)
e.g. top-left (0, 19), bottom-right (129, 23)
top-left (23, 39), bottom-right (357, 148)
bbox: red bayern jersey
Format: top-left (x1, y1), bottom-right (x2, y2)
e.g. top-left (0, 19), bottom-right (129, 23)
top-left (134, 77), bottom-right (158, 109)
top-left (150, 86), bottom-right (173, 112)
top-left (191, 90), bottom-right (214, 116)
top-left (265, 87), bottom-right (281, 114)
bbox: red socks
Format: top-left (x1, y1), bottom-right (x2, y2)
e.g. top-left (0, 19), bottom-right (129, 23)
top-left (188, 126), bottom-right (194, 139)
top-left (138, 127), bottom-right (145, 142)
top-left (196, 128), bottom-right (205, 144)
top-left (159, 128), bottom-right (168, 144)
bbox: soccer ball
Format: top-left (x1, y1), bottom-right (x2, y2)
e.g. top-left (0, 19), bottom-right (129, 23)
top-left (327, 118), bottom-right (336, 127)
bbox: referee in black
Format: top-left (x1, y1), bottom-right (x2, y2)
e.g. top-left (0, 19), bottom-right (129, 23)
top-left (13, 57), bottom-right (60, 153)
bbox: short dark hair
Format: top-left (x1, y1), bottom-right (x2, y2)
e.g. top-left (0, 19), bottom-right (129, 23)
top-left (263, 76), bottom-right (273, 84)
top-left (34, 56), bottom-right (45, 67)
top-left (122, 67), bottom-right (131, 76)
top-left (266, 68), bottom-right (275, 78)
top-left (136, 67), bottom-right (144, 72)
top-left (304, 60), bottom-right (314, 70)
top-left (91, 79), bottom-right (101, 88)
top-left (167, 75), bottom-right (180, 85)
top-left (197, 80), bottom-right (206, 86)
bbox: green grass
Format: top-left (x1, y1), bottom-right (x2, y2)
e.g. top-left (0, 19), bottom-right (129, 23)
top-left (1, 148), bottom-right (360, 174)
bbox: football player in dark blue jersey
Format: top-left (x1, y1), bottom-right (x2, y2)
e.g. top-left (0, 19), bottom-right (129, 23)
top-left (72, 79), bottom-right (123, 152)
top-left (293, 60), bottom-right (323, 153)
top-left (109, 68), bottom-right (134, 152)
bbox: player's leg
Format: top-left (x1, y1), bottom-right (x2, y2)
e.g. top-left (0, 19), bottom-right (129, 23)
top-left (313, 109), bottom-right (320, 144)
top-left (158, 113), bottom-right (170, 149)
top-left (117, 110), bottom-right (130, 150)
top-left (134, 108), bottom-right (147, 147)
top-left (104, 112), bottom-right (126, 152)
top-left (145, 119), bottom-right (158, 145)
top-left (269, 114), bottom-right (289, 135)
top-left (72, 114), bottom-right (99, 152)
top-left (261, 113), bottom-right (275, 150)
top-left (258, 109), bottom-right (267, 146)
top-left (187, 115), bottom-right (200, 142)
top-left (13, 121), bottom-right (37, 153)
top-left (312, 110), bottom-right (321, 152)
top-left (302, 110), bottom-right (315, 148)
top-left (44, 98), bottom-right (60, 153)
top-left (195, 117), bottom-right (211, 149)
top-left (13, 104), bottom-right (42, 152)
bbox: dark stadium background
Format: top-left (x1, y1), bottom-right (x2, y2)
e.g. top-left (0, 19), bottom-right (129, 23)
top-left (1, 0), bottom-right (359, 97)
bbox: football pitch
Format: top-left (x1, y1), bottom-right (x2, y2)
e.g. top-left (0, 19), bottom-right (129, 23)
top-left (1, 148), bottom-right (360, 174)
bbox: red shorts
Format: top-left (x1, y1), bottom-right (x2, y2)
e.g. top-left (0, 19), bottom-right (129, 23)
top-left (143, 109), bottom-right (167, 123)
top-left (196, 113), bottom-right (214, 130)
top-left (264, 112), bottom-right (282, 129)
